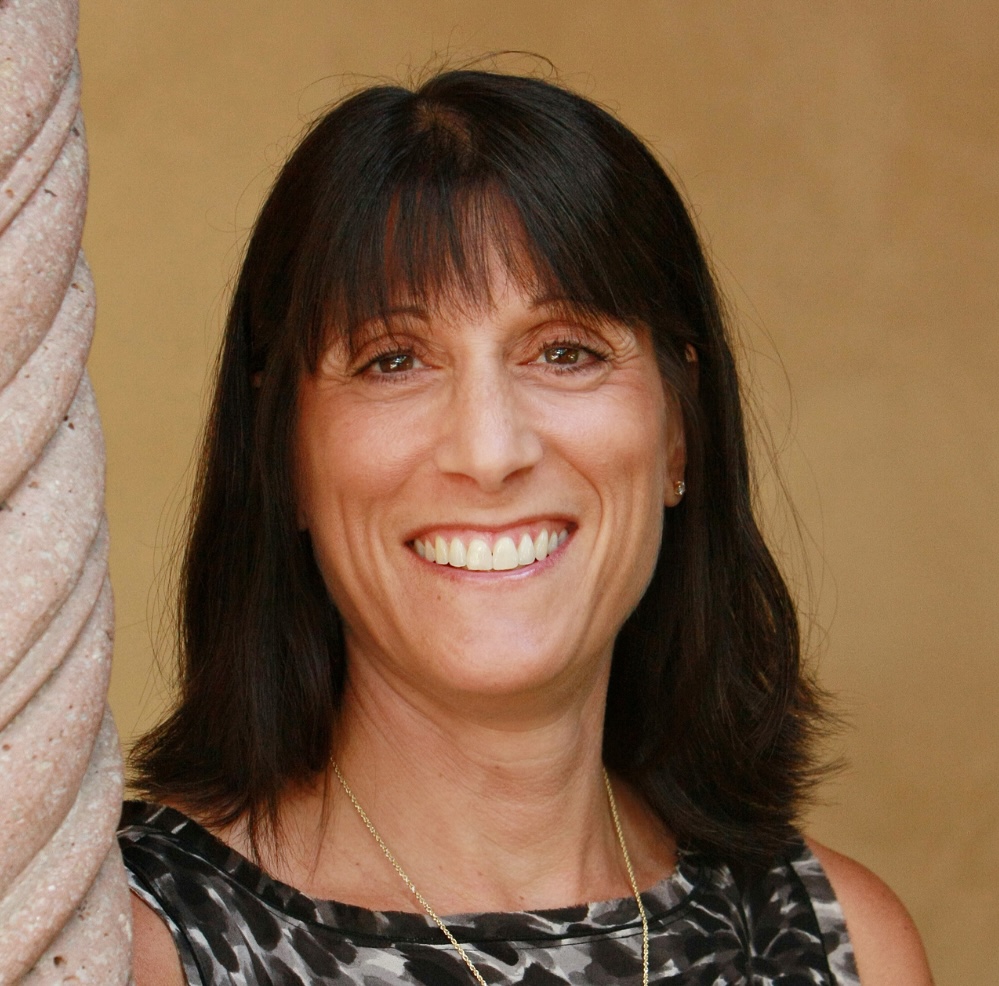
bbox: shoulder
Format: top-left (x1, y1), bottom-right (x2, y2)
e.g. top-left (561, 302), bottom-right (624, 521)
top-left (118, 798), bottom-right (231, 880)
top-left (131, 893), bottom-right (186, 986)
top-left (805, 838), bottom-right (934, 986)
top-left (118, 801), bottom-right (207, 986)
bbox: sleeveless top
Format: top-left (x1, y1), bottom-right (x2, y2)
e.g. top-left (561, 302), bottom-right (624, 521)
top-left (119, 800), bottom-right (860, 985)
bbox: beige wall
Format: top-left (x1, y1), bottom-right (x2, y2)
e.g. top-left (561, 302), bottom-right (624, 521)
top-left (79, 3), bottom-right (997, 981)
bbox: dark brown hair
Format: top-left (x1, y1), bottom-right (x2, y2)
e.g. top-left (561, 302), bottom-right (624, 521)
top-left (132, 68), bottom-right (830, 865)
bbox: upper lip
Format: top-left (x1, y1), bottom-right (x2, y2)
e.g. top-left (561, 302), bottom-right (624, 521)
top-left (404, 516), bottom-right (575, 543)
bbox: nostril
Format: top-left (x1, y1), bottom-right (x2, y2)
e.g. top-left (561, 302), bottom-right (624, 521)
top-left (435, 414), bottom-right (543, 489)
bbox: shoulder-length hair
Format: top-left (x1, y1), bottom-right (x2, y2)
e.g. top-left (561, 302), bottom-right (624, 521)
top-left (132, 68), bottom-right (829, 865)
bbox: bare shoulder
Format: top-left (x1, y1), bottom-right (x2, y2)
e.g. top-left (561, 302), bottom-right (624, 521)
top-left (130, 892), bottom-right (186, 986)
top-left (805, 838), bottom-right (934, 986)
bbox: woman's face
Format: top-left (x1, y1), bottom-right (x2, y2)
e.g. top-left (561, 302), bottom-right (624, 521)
top-left (294, 254), bottom-right (685, 714)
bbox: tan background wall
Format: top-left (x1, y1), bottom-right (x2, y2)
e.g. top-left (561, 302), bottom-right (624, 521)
top-left (78, 2), bottom-right (997, 982)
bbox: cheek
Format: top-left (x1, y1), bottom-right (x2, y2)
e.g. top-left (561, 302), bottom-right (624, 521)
top-left (294, 393), bottom-right (428, 530)
top-left (551, 390), bottom-right (671, 501)
top-left (292, 408), bottom-right (409, 629)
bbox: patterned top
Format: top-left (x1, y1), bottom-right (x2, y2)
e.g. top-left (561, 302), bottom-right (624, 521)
top-left (119, 801), bottom-right (859, 985)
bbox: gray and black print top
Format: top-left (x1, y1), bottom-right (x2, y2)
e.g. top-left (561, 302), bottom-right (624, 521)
top-left (119, 801), bottom-right (859, 985)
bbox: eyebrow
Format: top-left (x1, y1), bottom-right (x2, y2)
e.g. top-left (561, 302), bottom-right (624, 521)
top-left (528, 295), bottom-right (613, 326)
top-left (374, 305), bottom-right (430, 320)
top-left (348, 306), bottom-right (429, 339)
top-left (529, 293), bottom-right (574, 309)
top-left (351, 294), bottom-right (608, 337)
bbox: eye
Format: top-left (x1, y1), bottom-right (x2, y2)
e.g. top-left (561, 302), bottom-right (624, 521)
top-left (375, 353), bottom-right (415, 373)
top-left (361, 350), bottom-right (424, 376)
top-left (534, 340), bottom-right (607, 370)
top-left (542, 345), bottom-right (584, 365)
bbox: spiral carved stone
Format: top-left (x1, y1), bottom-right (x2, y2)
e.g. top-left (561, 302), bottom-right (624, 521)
top-left (0, 0), bottom-right (131, 981)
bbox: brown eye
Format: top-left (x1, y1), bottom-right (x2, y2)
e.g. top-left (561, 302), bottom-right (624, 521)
top-left (372, 352), bottom-right (416, 373)
top-left (542, 345), bottom-right (582, 365)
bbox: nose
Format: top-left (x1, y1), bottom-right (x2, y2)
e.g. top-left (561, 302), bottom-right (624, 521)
top-left (433, 366), bottom-right (543, 491)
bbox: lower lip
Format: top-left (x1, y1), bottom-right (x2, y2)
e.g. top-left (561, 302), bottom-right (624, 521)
top-left (410, 534), bottom-right (571, 580)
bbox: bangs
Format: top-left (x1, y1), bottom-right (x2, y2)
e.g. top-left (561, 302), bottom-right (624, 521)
top-left (314, 183), bottom-right (570, 364)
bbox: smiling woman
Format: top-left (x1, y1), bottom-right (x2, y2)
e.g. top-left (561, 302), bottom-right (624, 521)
top-left (295, 266), bottom-right (679, 716)
top-left (118, 70), bottom-right (932, 985)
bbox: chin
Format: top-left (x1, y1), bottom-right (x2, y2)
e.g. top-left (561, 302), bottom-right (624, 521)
top-left (407, 637), bottom-right (603, 709)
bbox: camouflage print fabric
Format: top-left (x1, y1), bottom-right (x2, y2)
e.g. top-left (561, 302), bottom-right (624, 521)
top-left (120, 801), bottom-right (859, 985)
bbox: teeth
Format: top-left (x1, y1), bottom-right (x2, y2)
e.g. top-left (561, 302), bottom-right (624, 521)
top-left (466, 538), bottom-right (492, 571)
top-left (415, 528), bottom-right (567, 572)
top-left (492, 536), bottom-right (519, 571)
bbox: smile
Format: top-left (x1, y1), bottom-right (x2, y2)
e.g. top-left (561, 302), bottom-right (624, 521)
top-left (412, 526), bottom-right (570, 571)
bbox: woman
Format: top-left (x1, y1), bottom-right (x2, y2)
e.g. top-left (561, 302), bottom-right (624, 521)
top-left (120, 69), bottom-right (932, 984)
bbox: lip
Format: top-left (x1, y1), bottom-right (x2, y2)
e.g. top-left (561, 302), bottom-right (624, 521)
top-left (405, 518), bottom-right (575, 548)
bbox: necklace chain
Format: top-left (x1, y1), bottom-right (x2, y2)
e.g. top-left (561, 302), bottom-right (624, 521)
top-left (602, 768), bottom-right (651, 986)
top-left (331, 761), bottom-right (650, 986)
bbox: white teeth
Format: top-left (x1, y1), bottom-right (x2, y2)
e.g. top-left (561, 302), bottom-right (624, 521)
top-left (492, 536), bottom-right (519, 571)
top-left (466, 538), bottom-right (493, 571)
top-left (448, 537), bottom-right (466, 568)
top-left (415, 527), bottom-right (570, 571)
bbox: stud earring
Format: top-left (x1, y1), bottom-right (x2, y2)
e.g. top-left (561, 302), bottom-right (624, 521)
top-left (674, 480), bottom-right (686, 498)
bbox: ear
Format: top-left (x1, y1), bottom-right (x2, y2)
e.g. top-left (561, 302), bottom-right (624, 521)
top-left (664, 413), bottom-right (687, 508)
top-left (684, 343), bottom-right (699, 392)
top-left (664, 347), bottom-right (694, 507)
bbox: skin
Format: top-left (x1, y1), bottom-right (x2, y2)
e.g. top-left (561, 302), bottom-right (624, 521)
top-left (132, 256), bottom-right (933, 985)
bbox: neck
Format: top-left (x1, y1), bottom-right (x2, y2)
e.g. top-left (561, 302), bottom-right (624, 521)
top-left (333, 660), bottom-right (616, 911)
top-left (267, 655), bottom-right (673, 914)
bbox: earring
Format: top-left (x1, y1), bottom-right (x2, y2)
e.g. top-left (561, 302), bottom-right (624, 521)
top-left (674, 480), bottom-right (686, 498)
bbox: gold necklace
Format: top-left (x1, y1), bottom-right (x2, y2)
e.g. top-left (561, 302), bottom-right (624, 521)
top-left (331, 761), bottom-right (650, 986)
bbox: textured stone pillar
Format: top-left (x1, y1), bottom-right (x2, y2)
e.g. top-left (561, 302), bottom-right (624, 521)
top-left (0, 0), bottom-right (131, 982)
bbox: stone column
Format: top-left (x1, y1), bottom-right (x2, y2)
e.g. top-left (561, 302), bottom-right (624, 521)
top-left (0, 0), bottom-right (131, 982)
